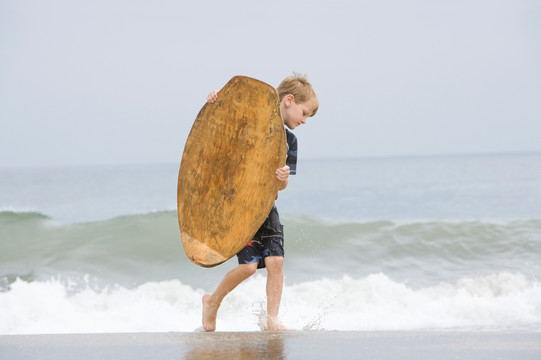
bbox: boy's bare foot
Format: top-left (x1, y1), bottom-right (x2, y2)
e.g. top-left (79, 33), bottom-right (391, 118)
top-left (202, 294), bottom-right (219, 332)
top-left (265, 316), bottom-right (295, 331)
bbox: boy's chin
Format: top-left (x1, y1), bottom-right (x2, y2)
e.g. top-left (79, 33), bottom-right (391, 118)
top-left (285, 123), bottom-right (296, 130)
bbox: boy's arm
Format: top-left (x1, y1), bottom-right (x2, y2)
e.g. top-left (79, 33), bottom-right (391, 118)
top-left (276, 165), bottom-right (290, 191)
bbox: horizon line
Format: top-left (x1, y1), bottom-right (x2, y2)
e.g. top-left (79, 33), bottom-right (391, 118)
top-left (1, 150), bottom-right (540, 170)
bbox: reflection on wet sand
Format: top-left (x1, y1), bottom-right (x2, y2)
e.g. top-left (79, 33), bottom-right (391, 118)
top-left (184, 332), bottom-right (285, 360)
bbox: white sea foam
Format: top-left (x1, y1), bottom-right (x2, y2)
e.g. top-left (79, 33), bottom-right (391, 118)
top-left (1, 272), bottom-right (540, 335)
top-left (282, 272), bottom-right (541, 331)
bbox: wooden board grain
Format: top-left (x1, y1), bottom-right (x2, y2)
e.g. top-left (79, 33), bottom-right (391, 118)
top-left (177, 76), bottom-right (287, 267)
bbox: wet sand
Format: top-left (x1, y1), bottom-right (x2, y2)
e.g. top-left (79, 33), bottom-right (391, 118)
top-left (1, 331), bottom-right (541, 359)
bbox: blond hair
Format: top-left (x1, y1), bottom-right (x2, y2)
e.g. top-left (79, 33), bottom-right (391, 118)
top-left (277, 73), bottom-right (319, 116)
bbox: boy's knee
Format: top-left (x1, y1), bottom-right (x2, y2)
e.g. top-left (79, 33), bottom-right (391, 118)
top-left (265, 256), bottom-right (284, 273)
top-left (238, 263), bottom-right (258, 277)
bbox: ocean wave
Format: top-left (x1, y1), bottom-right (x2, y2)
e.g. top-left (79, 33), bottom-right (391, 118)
top-left (0, 210), bottom-right (51, 223)
top-left (1, 210), bottom-right (540, 289)
top-left (1, 272), bottom-right (540, 335)
top-left (3, 209), bottom-right (540, 228)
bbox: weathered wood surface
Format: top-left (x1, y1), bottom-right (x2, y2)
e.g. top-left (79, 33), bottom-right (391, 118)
top-left (177, 76), bottom-right (287, 267)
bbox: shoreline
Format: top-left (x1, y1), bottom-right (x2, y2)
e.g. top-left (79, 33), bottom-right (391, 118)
top-left (2, 330), bottom-right (541, 360)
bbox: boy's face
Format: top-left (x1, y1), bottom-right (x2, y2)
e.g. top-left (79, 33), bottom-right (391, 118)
top-left (281, 95), bottom-right (314, 130)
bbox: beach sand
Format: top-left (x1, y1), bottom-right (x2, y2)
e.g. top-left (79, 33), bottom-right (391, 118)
top-left (1, 331), bottom-right (541, 360)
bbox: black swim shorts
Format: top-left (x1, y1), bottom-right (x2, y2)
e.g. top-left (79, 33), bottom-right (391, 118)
top-left (237, 205), bottom-right (284, 269)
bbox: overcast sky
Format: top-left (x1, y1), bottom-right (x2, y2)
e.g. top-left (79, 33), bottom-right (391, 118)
top-left (1, 0), bottom-right (540, 168)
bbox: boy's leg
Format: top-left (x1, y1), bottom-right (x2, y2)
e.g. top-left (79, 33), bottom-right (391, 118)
top-left (264, 256), bottom-right (292, 331)
top-left (202, 263), bottom-right (257, 332)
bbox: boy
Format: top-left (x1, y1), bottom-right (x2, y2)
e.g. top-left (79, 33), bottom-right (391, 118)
top-left (202, 74), bottom-right (319, 332)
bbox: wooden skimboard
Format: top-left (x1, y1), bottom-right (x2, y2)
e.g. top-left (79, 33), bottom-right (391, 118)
top-left (177, 76), bottom-right (287, 267)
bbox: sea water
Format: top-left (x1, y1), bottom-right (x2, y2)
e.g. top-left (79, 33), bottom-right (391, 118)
top-left (1, 153), bottom-right (540, 334)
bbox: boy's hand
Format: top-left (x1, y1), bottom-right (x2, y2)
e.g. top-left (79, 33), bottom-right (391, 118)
top-left (275, 165), bottom-right (290, 182)
top-left (207, 91), bottom-right (218, 103)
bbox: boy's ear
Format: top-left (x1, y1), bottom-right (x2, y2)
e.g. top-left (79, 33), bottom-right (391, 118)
top-left (283, 94), bottom-right (295, 107)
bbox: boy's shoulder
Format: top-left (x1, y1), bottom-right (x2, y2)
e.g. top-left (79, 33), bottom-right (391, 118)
top-left (285, 128), bottom-right (297, 147)
top-left (285, 129), bottom-right (297, 175)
